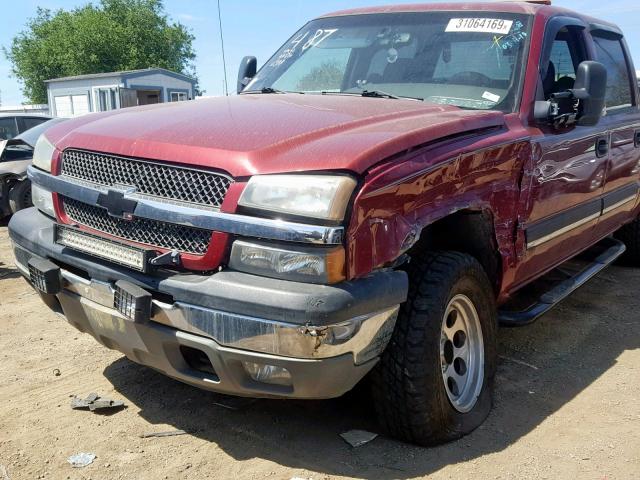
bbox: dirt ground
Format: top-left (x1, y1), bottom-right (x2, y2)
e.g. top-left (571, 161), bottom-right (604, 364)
top-left (0, 219), bottom-right (639, 480)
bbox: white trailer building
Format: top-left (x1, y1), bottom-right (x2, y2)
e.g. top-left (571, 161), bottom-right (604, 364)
top-left (46, 68), bottom-right (196, 117)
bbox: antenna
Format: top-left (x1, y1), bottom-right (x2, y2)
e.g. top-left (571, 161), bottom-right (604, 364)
top-left (217, 0), bottom-right (229, 96)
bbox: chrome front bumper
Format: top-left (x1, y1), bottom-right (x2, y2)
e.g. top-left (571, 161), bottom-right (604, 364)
top-left (9, 208), bottom-right (407, 398)
top-left (14, 246), bottom-right (399, 364)
top-left (38, 284), bottom-right (380, 398)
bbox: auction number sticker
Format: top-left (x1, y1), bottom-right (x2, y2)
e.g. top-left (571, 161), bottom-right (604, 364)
top-left (446, 18), bottom-right (513, 34)
top-left (269, 28), bottom-right (338, 67)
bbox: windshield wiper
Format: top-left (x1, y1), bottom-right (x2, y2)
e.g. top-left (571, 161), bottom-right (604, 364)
top-left (240, 87), bottom-right (283, 94)
top-left (259, 87), bottom-right (283, 94)
top-left (361, 89), bottom-right (400, 99)
top-left (320, 90), bottom-right (423, 101)
top-left (363, 90), bottom-right (424, 101)
top-left (241, 87), bottom-right (302, 95)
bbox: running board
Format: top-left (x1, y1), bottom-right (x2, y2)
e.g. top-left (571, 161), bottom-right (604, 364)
top-left (499, 237), bottom-right (626, 327)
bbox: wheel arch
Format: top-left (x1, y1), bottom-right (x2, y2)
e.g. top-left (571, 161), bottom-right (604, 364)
top-left (0, 174), bottom-right (20, 216)
top-left (409, 208), bottom-right (503, 294)
top-left (1, 174), bottom-right (29, 216)
top-left (1, 172), bottom-right (24, 189)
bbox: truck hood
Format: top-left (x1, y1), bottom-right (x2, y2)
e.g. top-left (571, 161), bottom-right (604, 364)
top-left (47, 94), bottom-right (505, 177)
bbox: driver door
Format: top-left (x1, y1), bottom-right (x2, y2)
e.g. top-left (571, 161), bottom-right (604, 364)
top-left (513, 21), bottom-right (609, 287)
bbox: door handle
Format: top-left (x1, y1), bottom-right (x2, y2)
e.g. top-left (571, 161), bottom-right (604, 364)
top-left (596, 137), bottom-right (609, 158)
top-left (634, 130), bottom-right (640, 148)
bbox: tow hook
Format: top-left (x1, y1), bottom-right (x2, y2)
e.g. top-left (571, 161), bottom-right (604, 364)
top-left (150, 250), bottom-right (181, 267)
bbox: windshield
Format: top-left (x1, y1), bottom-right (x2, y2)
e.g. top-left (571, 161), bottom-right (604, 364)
top-left (246, 12), bottom-right (532, 111)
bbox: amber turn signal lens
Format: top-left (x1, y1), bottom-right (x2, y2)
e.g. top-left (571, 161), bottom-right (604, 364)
top-left (325, 246), bottom-right (346, 284)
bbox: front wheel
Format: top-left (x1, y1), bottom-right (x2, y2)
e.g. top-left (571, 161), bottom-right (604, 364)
top-left (371, 251), bottom-right (497, 446)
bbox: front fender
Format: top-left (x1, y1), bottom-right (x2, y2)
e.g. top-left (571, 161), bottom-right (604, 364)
top-left (346, 133), bottom-right (531, 283)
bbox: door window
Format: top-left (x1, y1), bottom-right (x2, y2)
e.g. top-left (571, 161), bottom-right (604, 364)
top-left (170, 92), bottom-right (188, 102)
top-left (549, 40), bottom-right (576, 81)
top-left (21, 117), bottom-right (49, 132)
top-left (0, 117), bottom-right (19, 140)
top-left (592, 34), bottom-right (633, 113)
top-left (97, 88), bottom-right (119, 111)
top-left (542, 27), bottom-right (586, 99)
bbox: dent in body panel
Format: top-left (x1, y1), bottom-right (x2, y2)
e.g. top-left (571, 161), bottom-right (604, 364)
top-left (508, 123), bottom-right (611, 290)
top-left (346, 127), bottom-right (531, 296)
top-left (529, 132), bottom-right (606, 219)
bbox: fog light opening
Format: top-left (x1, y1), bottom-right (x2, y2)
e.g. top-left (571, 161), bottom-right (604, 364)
top-left (242, 362), bottom-right (293, 387)
top-left (180, 346), bottom-right (218, 377)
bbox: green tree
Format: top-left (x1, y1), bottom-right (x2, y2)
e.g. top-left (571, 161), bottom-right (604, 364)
top-left (296, 61), bottom-right (344, 92)
top-left (4, 0), bottom-right (198, 104)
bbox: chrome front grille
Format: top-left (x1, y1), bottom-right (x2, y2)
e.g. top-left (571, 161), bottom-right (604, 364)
top-left (62, 197), bottom-right (212, 255)
top-left (60, 149), bottom-right (232, 207)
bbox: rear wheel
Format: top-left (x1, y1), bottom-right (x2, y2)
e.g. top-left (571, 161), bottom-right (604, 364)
top-left (8, 180), bottom-right (32, 214)
top-left (615, 217), bottom-right (640, 265)
top-left (371, 251), bottom-right (497, 445)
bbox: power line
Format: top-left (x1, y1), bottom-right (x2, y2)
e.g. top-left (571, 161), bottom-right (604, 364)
top-left (217, 0), bottom-right (229, 96)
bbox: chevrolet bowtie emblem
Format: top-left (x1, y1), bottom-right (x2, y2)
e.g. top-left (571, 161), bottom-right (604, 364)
top-left (96, 188), bottom-right (138, 219)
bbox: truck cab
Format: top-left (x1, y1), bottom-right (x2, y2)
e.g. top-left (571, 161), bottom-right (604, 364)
top-left (9, 2), bottom-right (640, 446)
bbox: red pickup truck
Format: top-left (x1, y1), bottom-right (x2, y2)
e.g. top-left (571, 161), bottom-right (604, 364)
top-left (9, 1), bottom-right (640, 446)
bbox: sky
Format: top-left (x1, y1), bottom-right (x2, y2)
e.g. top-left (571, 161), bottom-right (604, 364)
top-left (0, 0), bottom-right (639, 105)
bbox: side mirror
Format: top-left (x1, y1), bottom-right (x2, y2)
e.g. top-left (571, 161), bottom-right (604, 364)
top-left (534, 60), bottom-right (607, 128)
top-left (237, 56), bottom-right (257, 94)
top-left (572, 60), bottom-right (607, 126)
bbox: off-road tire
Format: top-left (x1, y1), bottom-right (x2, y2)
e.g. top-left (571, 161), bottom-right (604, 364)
top-left (370, 251), bottom-right (497, 446)
top-left (8, 180), bottom-right (32, 214)
top-left (615, 218), bottom-right (640, 265)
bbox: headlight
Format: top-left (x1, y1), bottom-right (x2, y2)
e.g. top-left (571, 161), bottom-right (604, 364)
top-left (31, 183), bottom-right (56, 217)
top-left (238, 175), bottom-right (357, 221)
top-left (32, 134), bottom-right (56, 172)
top-left (229, 240), bottom-right (345, 284)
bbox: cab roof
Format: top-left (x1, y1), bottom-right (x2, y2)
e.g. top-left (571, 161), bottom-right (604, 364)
top-left (319, 2), bottom-right (619, 30)
top-left (321, 2), bottom-right (541, 17)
